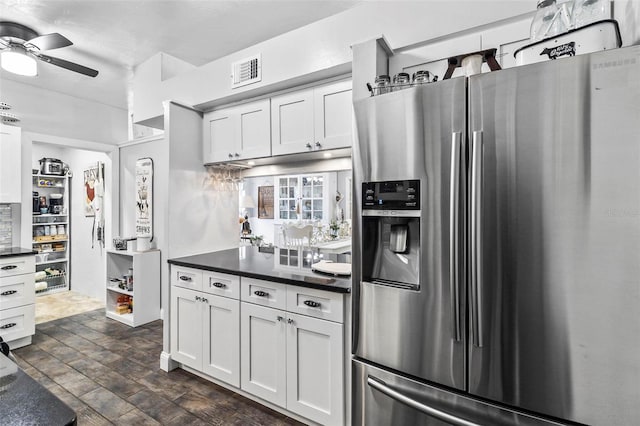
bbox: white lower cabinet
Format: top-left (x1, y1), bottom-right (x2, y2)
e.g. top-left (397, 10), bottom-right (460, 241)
top-left (240, 287), bottom-right (344, 425)
top-left (240, 302), bottom-right (287, 407)
top-left (170, 265), bottom-right (346, 425)
top-left (0, 254), bottom-right (35, 349)
top-left (171, 285), bottom-right (240, 387)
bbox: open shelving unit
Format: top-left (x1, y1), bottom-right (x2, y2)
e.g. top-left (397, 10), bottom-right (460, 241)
top-left (106, 249), bottom-right (160, 327)
top-left (32, 173), bottom-right (70, 295)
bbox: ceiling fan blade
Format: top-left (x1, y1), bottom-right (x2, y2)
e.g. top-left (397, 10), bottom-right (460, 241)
top-left (25, 33), bottom-right (72, 51)
top-left (35, 53), bottom-right (98, 77)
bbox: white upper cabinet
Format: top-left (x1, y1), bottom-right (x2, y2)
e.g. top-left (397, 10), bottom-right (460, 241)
top-left (313, 80), bottom-right (353, 151)
top-left (271, 80), bottom-right (352, 156)
top-left (203, 99), bottom-right (271, 164)
top-left (0, 124), bottom-right (22, 203)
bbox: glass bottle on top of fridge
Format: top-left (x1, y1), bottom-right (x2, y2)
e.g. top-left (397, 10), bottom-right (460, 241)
top-left (530, 0), bottom-right (567, 42)
top-left (571, 0), bottom-right (610, 29)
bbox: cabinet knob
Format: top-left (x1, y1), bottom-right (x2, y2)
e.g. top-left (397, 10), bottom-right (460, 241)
top-left (179, 275), bottom-right (192, 282)
top-left (228, 153), bottom-right (233, 158)
top-left (212, 282), bottom-right (226, 289)
top-left (1, 265), bottom-right (17, 271)
top-left (195, 295), bottom-right (201, 301)
top-left (254, 290), bottom-right (269, 298)
top-left (287, 318), bottom-right (294, 325)
top-left (303, 300), bottom-right (321, 308)
top-left (305, 143), bottom-right (312, 149)
top-left (234, 153), bottom-right (240, 157)
top-left (202, 298), bottom-right (208, 303)
top-left (277, 316), bottom-right (284, 322)
top-left (0, 290), bottom-right (18, 296)
top-left (0, 323), bottom-right (16, 329)
top-left (315, 141), bottom-right (321, 148)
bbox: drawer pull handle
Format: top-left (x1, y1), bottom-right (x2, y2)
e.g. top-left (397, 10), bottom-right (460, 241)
top-left (179, 275), bottom-right (192, 282)
top-left (195, 296), bottom-right (202, 301)
top-left (212, 282), bottom-right (226, 288)
top-left (0, 323), bottom-right (16, 329)
top-left (254, 290), bottom-right (269, 298)
top-left (202, 298), bottom-right (208, 303)
top-left (0, 290), bottom-right (17, 296)
top-left (1, 265), bottom-right (17, 271)
top-left (287, 318), bottom-right (294, 325)
top-left (304, 300), bottom-right (321, 308)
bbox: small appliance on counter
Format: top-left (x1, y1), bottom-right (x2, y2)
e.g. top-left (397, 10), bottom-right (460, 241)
top-left (38, 157), bottom-right (65, 176)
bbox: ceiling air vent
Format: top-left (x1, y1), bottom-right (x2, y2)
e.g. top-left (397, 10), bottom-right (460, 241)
top-left (231, 54), bottom-right (261, 89)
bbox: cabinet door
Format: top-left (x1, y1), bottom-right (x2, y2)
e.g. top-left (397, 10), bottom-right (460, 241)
top-left (237, 99), bottom-right (271, 160)
top-left (0, 124), bottom-right (21, 203)
top-left (286, 312), bottom-right (344, 425)
top-left (271, 89), bottom-right (314, 156)
top-left (202, 295), bottom-right (240, 387)
top-left (240, 302), bottom-right (287, 408)
top-left (203, 108), bottom-right (238, 163)
top-left (314, 80), bottom-right (353, 151)
top-left (170, 286), bottom-right (202, 370)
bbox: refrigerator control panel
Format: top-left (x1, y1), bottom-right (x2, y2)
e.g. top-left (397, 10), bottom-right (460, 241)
top-left (362, 180), bottom-right (420, 210)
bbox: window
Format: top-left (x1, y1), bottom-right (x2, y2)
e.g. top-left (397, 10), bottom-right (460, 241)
top-left (276, 174), bottom-right (328, 222)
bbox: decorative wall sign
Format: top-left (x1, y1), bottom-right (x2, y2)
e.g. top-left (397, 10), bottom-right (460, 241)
top-left (135, 158), bottom-right (153, 239)
top-left (84, 163), bottom-right (104, 217)
top-left (258, 186), bottom-right (274, 219)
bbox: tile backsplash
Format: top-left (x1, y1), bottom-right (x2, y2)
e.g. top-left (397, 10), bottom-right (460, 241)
top-left (0, 204), bottom-right (12, 249)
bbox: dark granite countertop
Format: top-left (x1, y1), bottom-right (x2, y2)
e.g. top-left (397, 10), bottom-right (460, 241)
top-left (168, 246), bottom-right (351, 293)
top-left (0, 247), bottom-right (37, 258)
top-left (0, 354), bottom-right (76, 425)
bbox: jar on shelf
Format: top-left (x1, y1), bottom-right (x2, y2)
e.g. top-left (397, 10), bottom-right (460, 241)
top-left (373, 75), bottom-right (391, 95)
top-left (412, 70), bottom-right (431, 84)
top-left (392, 72), bottom-right (411, 91)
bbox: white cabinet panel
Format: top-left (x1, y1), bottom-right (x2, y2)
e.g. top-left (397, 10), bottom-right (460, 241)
top-left (170, 286), bottom-right (202, 369)
top-left (205, 111), bottom-right (236, 163)
top-left (0, 273), bottom-right (35, 310)
top-left (203, 295), bottom-right (240, 387)
top-left (286, 285), bottom-right (344, 322)
top-left (241, 277), bottom-right (287, 310)
top-left (202, 270), bottom-right (240, 299)
top-left (240, 302), bottom-right (287, 408)
top-left (0, 124), bottom-right (21, 203)
top-left (203, 99), bottom-right (271, 163)
top-left (171, 266), bottom-right (203, 292)
top-left (0, 304), bottom-right (35, 344)
top-left (271, 89), bottom-right (314, 156)
top-left (314, 80), bottom-right (353, 151)
top-left (238, 100), bottom-right (271, 159)
top-left (0, 255), bottom-right (34, 278)
top-left (286, 312), bottom-right (344, 425)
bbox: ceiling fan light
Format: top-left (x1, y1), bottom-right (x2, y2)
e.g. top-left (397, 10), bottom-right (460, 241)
top-left (1, 49), bottom-right (37, 76)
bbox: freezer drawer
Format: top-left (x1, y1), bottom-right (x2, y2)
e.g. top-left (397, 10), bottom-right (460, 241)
top-left (353, 359), bottom-right (565, 426)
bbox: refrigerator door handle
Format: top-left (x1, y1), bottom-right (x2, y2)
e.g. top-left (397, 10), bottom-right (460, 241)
top-left (449, 132), bottom-right (462, 341)
top-left (367, 375), bottom-right (482, 426)
top-left (471, 130), bottom-right (484, 348)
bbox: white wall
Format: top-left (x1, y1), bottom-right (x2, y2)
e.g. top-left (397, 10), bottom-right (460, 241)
top-left (31, 141), bottom-right (114, 301)
top-left (2, 79), bottom-right (128, 145)
top-left (132, 1), bottom-right (535, 122)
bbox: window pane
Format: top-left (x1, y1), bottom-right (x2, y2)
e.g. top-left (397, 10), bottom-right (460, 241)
top-left (302, 177), bottom-right (311, 187)
top-left (313, 211), bottom-right (323, 220)
top-left (289, 200), bottom-right (296, 211)
top-left (313, 200), bottom-right (323, 211)
top-left (303, 200), bottom-right (312, 211)
top-left (302, 185), bottom-right (311, 198)
top-left (279, 200), bottom-right (288, 210)
top-left (290, 177), bottom-right (298, 187)
top-left (313, 185), bottom-right (323, 198)
top-left (291, 212), bottom-right (298, 220)
top-left (303, 211), bottom-right (311, 220)
top-left (280, 211), bottom-right (288, 220)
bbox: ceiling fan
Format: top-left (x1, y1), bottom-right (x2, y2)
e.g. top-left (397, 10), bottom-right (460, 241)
top-left (0, 21), bottom-right (98, 77)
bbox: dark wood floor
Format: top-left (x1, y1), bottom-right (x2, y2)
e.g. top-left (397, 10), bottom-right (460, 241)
top-left (13, 308), bottom-right (303, 425)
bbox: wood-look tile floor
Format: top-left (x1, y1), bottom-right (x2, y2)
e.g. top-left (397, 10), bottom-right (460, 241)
top-left (13, 309), bottom-right (303, 425)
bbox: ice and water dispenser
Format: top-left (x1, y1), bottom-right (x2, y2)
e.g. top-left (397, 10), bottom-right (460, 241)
top-left (361, 180), bottom-right (421, 290)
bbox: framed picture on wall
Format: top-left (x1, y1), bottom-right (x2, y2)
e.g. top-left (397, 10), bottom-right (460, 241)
top-left (258, 186), bottom-right (274, 219)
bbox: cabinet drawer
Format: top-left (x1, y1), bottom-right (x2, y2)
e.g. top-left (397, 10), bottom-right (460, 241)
top-left (0, 304), bottom-right (35, 343)
top-left (0, 273), bottom-right (35, 310)
top-left (171, 266), bottom-right (203, 291)
top-left (286, 286), bottom-right (344, 323)
top-left (241, 278), bottom-right (287, 310)
top-left (203, 271), bottom-right (240, 299)
top-left (0, 255), bottom-right (35, 278)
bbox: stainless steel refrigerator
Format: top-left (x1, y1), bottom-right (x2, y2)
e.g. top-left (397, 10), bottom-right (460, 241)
top-left (352, 45), bottom-right (640, 426)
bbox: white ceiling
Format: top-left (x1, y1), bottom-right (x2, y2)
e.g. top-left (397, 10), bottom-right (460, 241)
top-left (0, 0), bottom-right (360, 110)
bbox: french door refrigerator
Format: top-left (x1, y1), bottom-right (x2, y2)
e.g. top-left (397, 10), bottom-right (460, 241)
top-left (352, 45), bottom-right (640, 426)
